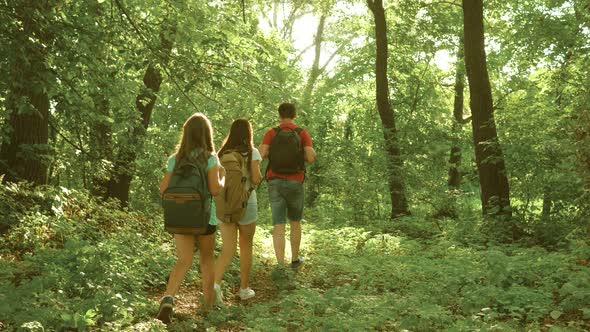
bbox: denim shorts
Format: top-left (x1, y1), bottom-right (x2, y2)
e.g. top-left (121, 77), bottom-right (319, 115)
top-left (268, 178), bottom-right (304, 225)
top-left (215, 191), bottom-right (258, 225)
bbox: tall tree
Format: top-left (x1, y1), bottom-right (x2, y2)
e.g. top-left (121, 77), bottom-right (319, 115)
top-left (462, 0), bottom-right (511, 216)
top-left (302, 11), bottom-right (327, 207)
top-left (448, 37), bottom-right (468, 189)
top-left (302, 13), bottom-right (326, 108)
top-left (100, 13), bottom-right (176, 206)
top-left (367, 0), bottom-right (410, 218)
top-left (0, 1), bottom-right (55, 185)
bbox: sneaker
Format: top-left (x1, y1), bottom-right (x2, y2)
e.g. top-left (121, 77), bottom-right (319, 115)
top-left (239, 287), bottom-right (255, 300)
top-left (291, 257), bottom-right (304, 270)
top-left (155, 295), bottom-right (174, 324)
top-left (214, 283), bottom-right (224, 306)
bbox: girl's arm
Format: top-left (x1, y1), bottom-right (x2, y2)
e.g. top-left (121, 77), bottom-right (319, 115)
top-left (159, 172), bottom-right (172, 194)
top-left (208, 165), bottom-right (225, 196)
top-left (250, 159), bottom-right (262, 185)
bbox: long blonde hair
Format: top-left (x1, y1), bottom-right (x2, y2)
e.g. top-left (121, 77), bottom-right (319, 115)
top-left (173, 113), bottom-right (215, 171)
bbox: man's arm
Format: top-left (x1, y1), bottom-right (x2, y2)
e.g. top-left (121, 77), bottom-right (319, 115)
top-left (304, 146), bottom-right (316, 163)
top-left (301, 129), bottom-right (316, 163)
top-left (258, 143), bottom-right (269, 160)
top-left (259, 128), bottom-right (274, 160)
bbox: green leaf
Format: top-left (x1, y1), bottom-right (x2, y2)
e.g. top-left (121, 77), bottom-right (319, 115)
top-left (549, 310), bottom-right (562, 320)
top-left (60, 313), bottom-right (72, 322)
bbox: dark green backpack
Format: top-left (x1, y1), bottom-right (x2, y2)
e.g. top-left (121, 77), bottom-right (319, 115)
top-left (162, 157), bottom-right (211, 234)
top-left (268, 127), bottom-right (304, 174)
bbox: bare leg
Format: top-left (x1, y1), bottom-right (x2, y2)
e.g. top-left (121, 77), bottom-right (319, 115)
top-left (238, 222), bottom-right (256, 289)
top-left (197, 232), bottom-right (216, 310)
top-left (273, 224), bottom-right (286, 264)
top-left (290, 221), bottom-right (301, 262)
top-left (214, 223), bottom-right (238, 285)
top-left (164, 234), bottom-right (196, 296)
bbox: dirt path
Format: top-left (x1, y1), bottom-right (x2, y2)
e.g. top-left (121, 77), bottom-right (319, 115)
top-left (147, 228), bottom-right (299, 330)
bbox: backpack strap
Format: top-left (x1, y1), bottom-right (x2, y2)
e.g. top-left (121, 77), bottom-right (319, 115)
top-left (291, 127), bottom-right (304, 149)
top-left (265, 128), bottom-right (280, 180)
top-left (295, 128), bottom-right (306, 179)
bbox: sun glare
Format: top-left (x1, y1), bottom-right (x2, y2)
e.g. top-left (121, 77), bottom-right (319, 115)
top-left (258, 3), bottom-right (456, 73)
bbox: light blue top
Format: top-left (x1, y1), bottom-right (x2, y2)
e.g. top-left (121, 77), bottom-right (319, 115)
top-left (167, 151), bottom-right (220, 226)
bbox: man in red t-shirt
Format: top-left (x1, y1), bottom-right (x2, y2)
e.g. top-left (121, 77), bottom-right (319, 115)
top-left (259, 103), bottom-right (316, 270)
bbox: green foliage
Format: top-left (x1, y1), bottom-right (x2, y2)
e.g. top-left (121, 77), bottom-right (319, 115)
top-left (2, 0), bottom-right (590, 330)
top-left (0, 183), bottom-right (172, 330)
top-left (2, 183), bottom-right (590, 330)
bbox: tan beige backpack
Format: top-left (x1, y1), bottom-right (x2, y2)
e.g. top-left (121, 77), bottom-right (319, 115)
top-left (214, 150), bottom-right (253, 223)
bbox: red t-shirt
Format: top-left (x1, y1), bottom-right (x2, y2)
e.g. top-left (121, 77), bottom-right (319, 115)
top-left (262, 122), bottom-right (313, 182)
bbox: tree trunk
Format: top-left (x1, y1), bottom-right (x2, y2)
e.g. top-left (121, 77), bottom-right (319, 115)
top-left (302, 13), bottom-right (326, 108)
top-left (90, 85), bottom-right (114, 196)
top-left (579, 112), bottom-right (590, 239)
top-left (104, 63), bottom-right (162, 206)
top-left (272, 0), bottom-right (279, 29)
top-left (367, 0), bottom-right (410, 218)
top-left (305, 119), bottom-right (327, 207)
top-left (541, 186), bottom-right (552, 219)
top-left (88, 3), bottom-right (117, 196)
top-left (462, 0), bottom-right (511, 216)
top-left (574, 110), bottom-right (590, 187)
top-left (302, 13), bottom-right (327, 207)
top-left (0, 1), bottom-right (53, 185)
top-left (448, 38), bottom-right (466, 189)
top-left (437, 38), bottom-right (467, 219)
top-left (104, 26), bottom-right (175, 207)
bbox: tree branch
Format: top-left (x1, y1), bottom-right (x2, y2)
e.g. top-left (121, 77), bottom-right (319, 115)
top-left (459, 115), bottom-right (472, 124)
top-left (422, 1), bottom-right (462, 8)
top-left (281, 0), bottom-right (309, 39)
top-left (319, 43), bottom-right (345, 74)
top-left (113, 0), bottom-right (203, 111)
top-left (295, 43), bottom-right (315, 59)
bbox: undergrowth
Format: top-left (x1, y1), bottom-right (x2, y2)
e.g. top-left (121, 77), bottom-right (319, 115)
top-left (1, 183), bottom-right (590, 331)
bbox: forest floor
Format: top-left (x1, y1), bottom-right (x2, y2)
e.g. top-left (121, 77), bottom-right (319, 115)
top-left (2, 186), bottom-right (590, 332)
top-left (144, 219), bottom-right (590, 332)
top-left (147, 226), bottom-right (309, 331)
